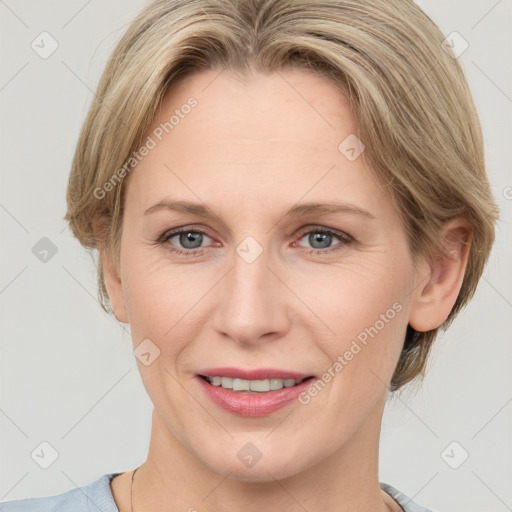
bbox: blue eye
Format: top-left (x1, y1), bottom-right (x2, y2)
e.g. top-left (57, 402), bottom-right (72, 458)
top-left (157, 225), bottom-right (353, 257)
top-left (296, 227), bottom-right (353, 254)
top-left (158, 228), bottom-right (213, 255)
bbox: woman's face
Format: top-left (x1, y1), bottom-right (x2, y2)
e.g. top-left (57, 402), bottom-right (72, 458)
top-left (108, 67), bottom-right (429, 480)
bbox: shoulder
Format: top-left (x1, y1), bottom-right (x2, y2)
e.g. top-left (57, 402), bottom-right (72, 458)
top-left (0, 473), bottom-right (121, 512)
top-left (380, 482), bottom-right (435, 512)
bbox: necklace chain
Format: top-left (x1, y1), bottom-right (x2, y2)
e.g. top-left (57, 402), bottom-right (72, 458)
top-left (129, 466), bottom-right (400, 512)
top-left (130, 466), bottom-right (139, 512)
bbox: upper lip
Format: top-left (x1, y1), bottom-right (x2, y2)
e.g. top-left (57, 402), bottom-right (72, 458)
top-left (197, 367), bottom-right (315, 381)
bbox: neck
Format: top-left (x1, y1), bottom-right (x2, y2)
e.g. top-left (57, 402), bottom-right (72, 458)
top-left (128, 398), bottom-right (399, 512)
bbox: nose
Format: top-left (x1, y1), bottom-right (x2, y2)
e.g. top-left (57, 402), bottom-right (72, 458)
top-left (211, 241), bottom-right (291, 347)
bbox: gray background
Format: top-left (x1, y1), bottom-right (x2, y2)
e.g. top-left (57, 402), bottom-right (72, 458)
top-left (0, 1), bottom-right (511, 511)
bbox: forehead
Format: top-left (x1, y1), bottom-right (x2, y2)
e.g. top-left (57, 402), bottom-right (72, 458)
top-left (161, 66), bottom-right (354, 146)
top-left (125, 67), bottom-right (388, 216)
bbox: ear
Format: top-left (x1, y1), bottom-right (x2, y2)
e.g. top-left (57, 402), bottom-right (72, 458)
top-left (409, 218), bottom-right (472, 332)
top-left (93, 217), bottom-right (129, 324)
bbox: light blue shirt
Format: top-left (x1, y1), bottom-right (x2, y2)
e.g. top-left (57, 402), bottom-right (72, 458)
top-left (0, 473), bottom-right (433, 511)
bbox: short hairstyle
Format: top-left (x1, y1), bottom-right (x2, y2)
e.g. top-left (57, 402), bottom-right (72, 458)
top-left (64, 0), bottom-right (498, 391)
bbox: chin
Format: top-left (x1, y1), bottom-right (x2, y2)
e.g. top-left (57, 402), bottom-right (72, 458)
top-left (196, 436), bottom-right (320, 483)
top-left (208, 458), bottom-right (302, 483)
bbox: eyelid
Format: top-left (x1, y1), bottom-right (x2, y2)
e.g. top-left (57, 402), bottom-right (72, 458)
top-left (292, 226), bottom-right (354, 255)
top-left (157, 224), bottom-right (215, 244)
top-left (158, 225), bottom-right (352, 244)
top-left (295, 224), bottom-right (353, 243)
top-left (157, 223), bottom-right (354, 257)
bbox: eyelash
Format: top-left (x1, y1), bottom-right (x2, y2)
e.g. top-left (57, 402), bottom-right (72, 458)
top-left (156, 225), bottom-right (354, 257)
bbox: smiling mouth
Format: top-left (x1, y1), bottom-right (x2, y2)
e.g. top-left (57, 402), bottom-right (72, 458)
top-left (199, 375), bottom-right (315, 393)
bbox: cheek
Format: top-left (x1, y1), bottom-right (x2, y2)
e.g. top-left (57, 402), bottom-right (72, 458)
top-left (294, 258), bottom-right (411, 388)
top-left (121, 252), bottom-right (213, 350)
top-left (121, 261), bottom-right (205, 405)
top-left (294, 257), bottom-right (408, 333)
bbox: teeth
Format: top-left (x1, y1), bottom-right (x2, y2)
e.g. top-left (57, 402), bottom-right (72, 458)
top-left (221, 377), bottom-right (233, 388)
top-left (210, 376), bottom-right (222, 386)
top-left (249, 379), bottom-right (271, 392)
top-left (233, 378), bottom-right (251, 391)
top-left (205, 376), bottom-right (305, 392)
top-left (270, 378), bottom-right (283, 390)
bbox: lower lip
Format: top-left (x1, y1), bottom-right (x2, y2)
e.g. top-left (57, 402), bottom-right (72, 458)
top-left (197, 376), bottom-right (315, 417)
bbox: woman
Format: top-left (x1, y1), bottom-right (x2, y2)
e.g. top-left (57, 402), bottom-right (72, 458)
top-left (0, 0), bottom-right (498, 511)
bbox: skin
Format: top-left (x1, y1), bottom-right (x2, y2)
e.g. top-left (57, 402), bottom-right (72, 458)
top-left (102, 66), bottom-right (471, 512)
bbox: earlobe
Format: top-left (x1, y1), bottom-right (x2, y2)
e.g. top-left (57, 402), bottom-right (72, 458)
top-left (101, 248), bottom-right (129, 324)
top-left (409, 218), bottom-right (472, 333)
top-left (93, 216), bottom-right (129, 324)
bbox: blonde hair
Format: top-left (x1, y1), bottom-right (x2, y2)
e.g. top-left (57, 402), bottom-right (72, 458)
top-left (64, 0), bottom-right (498, 391)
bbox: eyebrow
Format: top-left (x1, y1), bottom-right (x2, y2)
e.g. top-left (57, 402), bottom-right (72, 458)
top-left (144, 200), bottom-right (375, 220)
